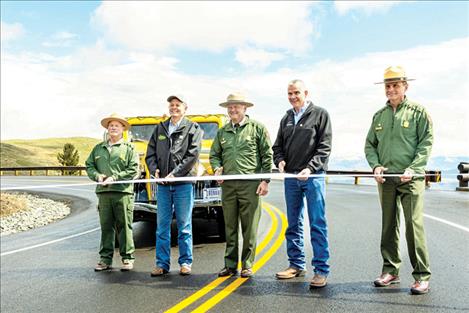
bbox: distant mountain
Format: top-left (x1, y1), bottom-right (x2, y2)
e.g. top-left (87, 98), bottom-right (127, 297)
top-left (0, 137), bottom-right (100, 167)
top-left (329, 156), bottom-right (466, 173)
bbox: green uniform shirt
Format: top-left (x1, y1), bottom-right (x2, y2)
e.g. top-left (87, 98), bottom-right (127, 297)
top-left (209, 117), bottom-right (273, 175)
top-left (364, 97), bottom-right (433, 174)
top-left (85, 140), bottom-right (139, 194)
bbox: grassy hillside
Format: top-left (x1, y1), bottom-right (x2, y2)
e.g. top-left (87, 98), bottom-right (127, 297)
top-left (1, 137), bottom-right (100, 167)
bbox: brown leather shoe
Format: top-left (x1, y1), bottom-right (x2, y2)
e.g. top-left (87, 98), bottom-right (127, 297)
top-left (374, 273), bottom-right (400, 287)
top-left (240, 268), bottom-right (253, 278)
top-left (121, 259), bottom-right (134, 272)
top-left (218, 267), bottom-right (237, 277)
top-left (179, 265), bottom-right (192, 276)
top-left (410, 280), bottom-right (430, 295)
top-left (276, 267), bottom-right (306, 279)
top-left (309, 274), bottom-right (327, 289)
top-left (94, 262), bottom-right (111, 272)
top-left (151, 267), bottom-right (169, 277)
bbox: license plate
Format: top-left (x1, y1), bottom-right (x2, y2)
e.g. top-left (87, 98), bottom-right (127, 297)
top-left (203, 187), bottom-right (221, 202)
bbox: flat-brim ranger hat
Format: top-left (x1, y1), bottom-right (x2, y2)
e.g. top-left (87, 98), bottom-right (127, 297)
top-left (375, 66), bottom-right (415, 84)
top-left (101, 113), bottom-right (130, 130)
top-left (219, 92), bottom-right (254, 108)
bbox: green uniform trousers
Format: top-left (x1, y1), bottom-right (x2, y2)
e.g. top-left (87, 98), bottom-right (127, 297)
top-left (221, 180), bottom-right (262, 269)
top-left (97, 192), bottom-right (135, 265)
top-left (378, 177), bottom-right (431, 281)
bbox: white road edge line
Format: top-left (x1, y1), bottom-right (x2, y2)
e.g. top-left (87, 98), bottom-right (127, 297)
top-left (424, 214), bottom-right (469, 233)
top-left (1, 214), bottom-right (466, 257)
top-left (1, 227), bottom-right (100, 256)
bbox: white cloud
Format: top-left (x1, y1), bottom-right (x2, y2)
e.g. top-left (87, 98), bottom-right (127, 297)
top-left (1, 37), bottom-right (468, 160)
top-left (1, 21), bottom-right (24, 42)
top-left (334, 1), bottom-right (402, 16)
top-left (92, 2), bottom-right (316, 55)
top-left (42, 31), bottom-right (78, 47)
top-left (235, 47), bottom-right (285, 69)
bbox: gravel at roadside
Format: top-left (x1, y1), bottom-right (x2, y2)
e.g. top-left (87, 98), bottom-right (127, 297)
top-left (1, 193), bottom-right (71, 236)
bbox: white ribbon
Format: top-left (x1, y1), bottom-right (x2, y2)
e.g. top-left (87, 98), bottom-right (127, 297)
top-left (0, 172), bottom-right (433, 191)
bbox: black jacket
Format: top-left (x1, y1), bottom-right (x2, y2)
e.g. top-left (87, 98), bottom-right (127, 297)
top-left (272, 101), bottom-right (332, 173)
top-left (145, 117), bottom-right (202, 182)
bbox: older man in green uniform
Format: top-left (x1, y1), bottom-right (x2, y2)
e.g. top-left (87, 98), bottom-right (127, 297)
top-left (210, 92), bottom-right (272, 278)
top-left (365, 66), bottom-right (433, 295)
top-left (86, 113), bottom-right (139, 272)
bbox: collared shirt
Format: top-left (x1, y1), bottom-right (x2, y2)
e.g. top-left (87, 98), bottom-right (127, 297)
top-left (169, 118), bottom-right (183, 135)
top-left (293, 106), bottom-right (306, 125)
top-left (106, 138), bottom-right (124, 152)
top-left (231, 116), bottom-right (247, 129)
top-left (210, 117), bottom-right (273, 176)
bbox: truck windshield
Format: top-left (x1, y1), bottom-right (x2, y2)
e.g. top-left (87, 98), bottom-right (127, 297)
top-left (199, 122), bottom-right (218, 140)
top-left (129, 125), bottom-right (156, 142)
top-left (129, 122), bottom-right (219, 142)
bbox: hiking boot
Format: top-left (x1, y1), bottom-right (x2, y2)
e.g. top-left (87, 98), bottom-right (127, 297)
top-left (374, 273), bottom-right (400, 287)
top-left (94, 262), bottom-right (111, 272)
top-left (410, 280), bottom-right (430, 295)
top-left (241, 268), bottom-right (253, 278)
top-left (151, 267), bottom-right (169, 277)
top-left (310, 274), bottom-right (327, 289)
top-left (218, 267), bottom-right (237, 277)
top-left (121, 259), bottom-right (134, 272)
top-left (275, 267), bottom-right (306, 279)
top-left (180, 265), bottom-right (192, 276)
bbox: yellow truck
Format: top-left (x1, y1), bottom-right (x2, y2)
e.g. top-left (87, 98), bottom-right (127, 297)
top-left (124, 114), bottom-right (228, 240)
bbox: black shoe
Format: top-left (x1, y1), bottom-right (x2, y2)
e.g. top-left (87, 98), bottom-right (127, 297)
top-left (218, 267), bottom-right (237, 277)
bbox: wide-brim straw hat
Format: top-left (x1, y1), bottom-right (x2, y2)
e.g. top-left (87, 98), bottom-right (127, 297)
top-left (101, 113), bottom-right (130, 130)
top-left (219, 92), bottom-right (254, 108)
top-left (375, 66), bottom-right (415, 84)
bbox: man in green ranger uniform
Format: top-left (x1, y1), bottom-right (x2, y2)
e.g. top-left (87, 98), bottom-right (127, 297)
top-left (86, 113), bottom-right (139, 272)
top-left (365, 66), bottom-right (433, 295)
top-left (210, 92), bottom-right (273, 278)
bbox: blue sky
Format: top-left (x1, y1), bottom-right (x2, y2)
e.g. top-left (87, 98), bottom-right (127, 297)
top-left (2, 1), bottom-right (467, 73)
top-left (1, 1), bottom-right (468, 159)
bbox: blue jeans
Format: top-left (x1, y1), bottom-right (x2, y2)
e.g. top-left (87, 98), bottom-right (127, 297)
top-left (156, 183), bottom-right (193, 271)
top-left (284, 176), bottom-right (330, 275)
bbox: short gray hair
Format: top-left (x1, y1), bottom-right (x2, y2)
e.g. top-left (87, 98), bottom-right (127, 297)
top-left (288, 79), bottom-right (306, 89)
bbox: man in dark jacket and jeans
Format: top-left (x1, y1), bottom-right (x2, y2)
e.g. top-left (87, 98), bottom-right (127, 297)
top-left (273, 79), bottom-right (332, 288)
top-left (145, 95), bottom-right (202, 277)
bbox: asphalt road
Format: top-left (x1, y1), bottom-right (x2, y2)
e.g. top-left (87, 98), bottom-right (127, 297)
top-left (1, 176), bottom-right (468, 313)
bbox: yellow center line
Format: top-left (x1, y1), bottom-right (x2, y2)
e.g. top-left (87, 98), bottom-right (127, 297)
top-left (164, 202), bottom-right (279, 313)
top-left (191, 205), bottom-right (287, 313)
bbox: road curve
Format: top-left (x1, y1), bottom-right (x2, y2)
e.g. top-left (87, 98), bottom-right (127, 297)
top-left (1, 176), bottom-right (468, 313)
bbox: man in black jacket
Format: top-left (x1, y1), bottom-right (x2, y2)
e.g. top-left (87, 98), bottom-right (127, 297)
top-left (273, 80), bottom-right (332, 288)
top-left (145, 95), bottom-right (202, 277)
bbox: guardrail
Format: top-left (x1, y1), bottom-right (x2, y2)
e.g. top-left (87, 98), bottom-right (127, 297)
top-left (456, 162), bottom-right (469, 191)
top-left (0, 166), bottom-right (442, 186)
top-left (0, 166), bottom-right (86, 176)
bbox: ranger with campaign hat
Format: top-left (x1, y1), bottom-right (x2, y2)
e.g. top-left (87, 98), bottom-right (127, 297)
top-left (365, 66), bottom-right (433, 295)
top-left (86, 113), bottom-right (139, 272)
top-left (210, 92), bottom-right (272, 278)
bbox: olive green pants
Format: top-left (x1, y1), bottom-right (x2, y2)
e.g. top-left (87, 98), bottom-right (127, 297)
top-left (97, 192), bottom-right (135, 265)
top-left (221, 180), bottom-right (262, 269)
top-left (378, 177), bottom-right (431, 281)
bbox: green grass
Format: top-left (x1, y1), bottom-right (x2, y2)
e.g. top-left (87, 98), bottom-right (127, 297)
top-left (1, 137), bottom-right (101, 167)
